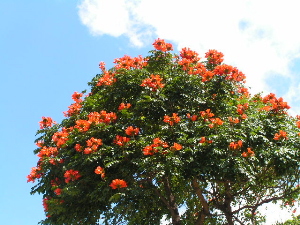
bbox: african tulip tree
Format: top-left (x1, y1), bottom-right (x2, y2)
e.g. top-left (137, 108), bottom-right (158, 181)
top-left (28, 39), bottom-right (300, 225)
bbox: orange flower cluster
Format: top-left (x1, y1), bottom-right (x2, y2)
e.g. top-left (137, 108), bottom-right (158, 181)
top-left (63, 102), bottom-right (82, 117)
top-left (54, 188), bottom-right (62, 195)
top-left (96, 71), bottom-right (116, 86)
top-left (74, 119), bottom-right (91, 132)
top-left (141, 74), bottom-right (165, 92)
top-left (39, 117), bottom-right (56, 129)
top-left (187, 113), bottom-right (198, 121)
top-left (273, 130), bottom-right (288, 140)
top-left (63, 92), bottom-right (83, 117)
top-left (27, 166), bottom-right (42, 182)
top-left (153, 38), bottom-right (173, 52)
top-left (200, 109), bottom-right (214, 120)
top-left (208, 118), bottom-right (224, 128)
top-left (238, 87), bottom-right (250, 98)
top-left (64, 169), bottom-right (81, 183)
top-left (94, 166), bottom-right (105, 179)
top-left (43, 197), bottom-right (50, 214)
top-left (205, 49), bottom-right (224, 65)
top-left (242, 148), bottom-right (255, 157)
top-left (109, 179), bottom-right (128, 189)
top-left (170, 143), bottom-right (183, 151)
top-left (114, 55), bottom-right (147, 70)
top-left (85, 137), bottom-right (103, 154)
top-left (52, 128), bottom-right (69, 147)
top-left (180, 47), bottom-right (200, 62)
top-left (114, 135), bottom-right (130, 146)
top-left (262, 93), bottom-right (290, 112)
top-left (229, 140), bottom-right (243, 150)
top-left (213, 64), bottom-right (246, 82)
top-left (118, 102), bottom-right (131, 110)
top-left (99, 61), bottom-right (106, 72)
top-left (178, 47), bottom-right (201, 71)
top-left (143, 138), bottom-right (178, 155)
top-left (296, 116), bottom-right (300, 128)
top-left (237, 103), bottom-right (249, 115)
top-left (75, 137), bottom-right (103, 154)
top-left (228, 116), bottom-right (240, 124)
top-left (125, 126), bottom-right (140, 136)
top-left (199, 137), bottom-right (213, 144)
top-left (201, 71), bottom-right (215, 82)
top-left (163, 113), bottom-right (181, 126)
top-left (88, 111), bottom-right (117, 125)
top-left (71, 91), bottom-right (83, 103)
top-left (37, 146), bottom-right (58, 158)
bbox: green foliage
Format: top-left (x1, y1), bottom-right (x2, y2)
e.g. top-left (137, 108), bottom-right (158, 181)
top-left (29, 40), bottom-right (300, 225)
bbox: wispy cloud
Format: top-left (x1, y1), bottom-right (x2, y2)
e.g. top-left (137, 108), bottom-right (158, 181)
top-left (78, 0), bottom-right (300, 112)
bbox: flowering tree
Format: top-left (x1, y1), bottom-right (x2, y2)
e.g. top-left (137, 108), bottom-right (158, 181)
top-left (28, 39), bottom-right (300, 225)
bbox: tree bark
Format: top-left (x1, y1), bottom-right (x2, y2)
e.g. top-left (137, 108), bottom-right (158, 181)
top-left (191, 178), bottom-right (210, 225)
top-left (223, 182), bottom-right (234, 225)
top-left (162, 176), bottom-right (181, 225)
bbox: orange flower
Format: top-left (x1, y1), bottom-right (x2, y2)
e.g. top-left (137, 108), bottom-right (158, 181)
top-left (205, 49), bottom-right (224, 65)
top-left (99, 61), bottom-right (106, 71)
top-left (201, 71), bottom-right (215, 82)
top-left (208, 118), bottom-right (224, 128)
top-left (153, 38), bottom-right (173, 52)
top-left (74, 143), bottom-right (83, 152)
top-left (52, 129), bottom-right (69, 147)
top-left (83, 147), bottom-right (92, 154)
top-left (37, 146), bottom-right (58, 158)
top-left (71, 92), bottom-right (83, 103)
top-left (96, 71), bottom-right (116, 86)
top-left (229, 140), bottom-right (243, 150)
top-left (35, 140), bottom-right (44, 147)
top-left (64, 169), bottom-right (81, 183)
top-left (94, 166), bottom-right (105, 179)
top-left (262, 93), bottom-right (290, 112)
top-left (238, 87), bottom-right (250, 98)
top-left (163, 113), bottom-right (181, 126)
top-left (199, 137), bottom-right (213, 144)
top-left (63, 102), bottom-right (82, 117)
top-left (187, 113), bottom-right (198, 121)
top-left (74, 120), bottom-right (91, 132)
top-left (142, 138), bottom-right (169, 155)
top-left (118, 103), bottom-right (131, 110)
top-left (200, 109), bottom-right (214, 119)
top-left (125, 126), bottom-right (140, 136)
top-left (296, 120), bottom-right (300, 128)
top-left (54, 188), bottom-right (62, 195)
top-left (88, 111), bottom-right (117, 124)
top-left (39, 117), bottom-right (56, 129)
top-left (114, 55), bottom-right (147, 70)
top-left (273, 130), bottom-right (288, 140)
top-left (143, 145), bottom-right (155, 156)
top-left (27, 166), bottom-right (42, 183)
top-left (86, 137), bottom-right (103, 151)
top-left (242, 148), bottom-right (255, 157)
top-left (141, 74), bottom-right (165, 92)
top-left (114, 135), bottom-right (130, 146)
top-left (237, 103), bottom-right (249, 115)
top-left (180, 47), bottom-right (200, 62)
top-left (213, 64), bottom-right (246, 82)
top-left (228, 116), bottom-right (240, 124)
top-left (170, 143), bottom-right (182, 151)
top-left (109, 179), bottom-right (128, 189)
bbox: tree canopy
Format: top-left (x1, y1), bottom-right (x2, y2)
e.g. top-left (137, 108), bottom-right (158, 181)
top-left (28, 39), bottom-right (300, 225)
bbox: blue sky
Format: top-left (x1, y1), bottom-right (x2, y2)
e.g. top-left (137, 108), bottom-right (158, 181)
top-left (1, 0), bottom-right (299, 224)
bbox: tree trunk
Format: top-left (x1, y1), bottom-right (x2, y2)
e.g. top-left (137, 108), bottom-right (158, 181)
top-left (224, 182), bottom-right (234, 225)
top-left (162, 176), bottom-right (181, 225)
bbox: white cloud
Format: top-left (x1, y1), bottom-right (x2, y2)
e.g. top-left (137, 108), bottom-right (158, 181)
top-left (77, 0), bottom-right (300, 110)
